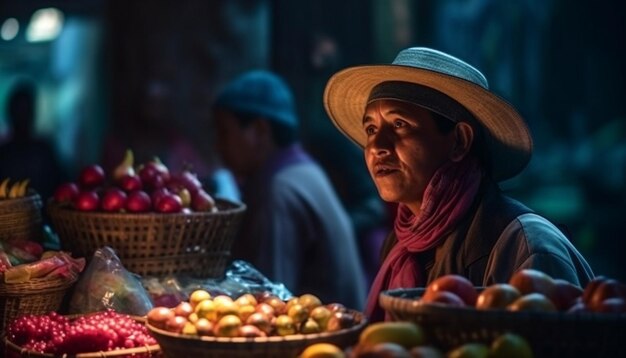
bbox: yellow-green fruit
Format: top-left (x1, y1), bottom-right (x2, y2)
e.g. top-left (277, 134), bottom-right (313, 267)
top-left (194, 299), bottom-right (217, 321)
top-left (189, 290), bottom-right (211, 308)
top-left (238, 304), bottom-right (256, 323)
top-left (216, 299), bottom-right (240, 321)
top-left (275, 314), bottom-right (297, 336)
top-left (235, 293), bottom-right (258, 307)
top-left (310, 306), bottom-right (332, 331)
top-left (300, 318), bottom-right (321, 334)
top-left (358, 321), bottom-right (423, 349)
top-left (182, 322), bottom-right (197, 335)
top-left (490, 333), bottom-right (534, 358)
top-left (215, 314), bottom-right (242, 337)
top-left (299, 293), bottom-right (322, 311)
top-left (288, 303), bottom-right (310, 324)
top-left (299, 343), bottom-right (345, 358)
top-left (447, 343), bottom-right (490, 358)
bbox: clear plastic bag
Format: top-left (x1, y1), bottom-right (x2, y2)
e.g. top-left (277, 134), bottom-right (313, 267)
top-left (68, 246), bottom-right (153, 316)
top-left (141, 260), bottom-right (293, 306)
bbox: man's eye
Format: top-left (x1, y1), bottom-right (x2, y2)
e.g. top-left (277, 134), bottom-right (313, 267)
top-left (394, 119), bottom-right (407, 128)
top-left (365, 125), bottom-right (376, 135)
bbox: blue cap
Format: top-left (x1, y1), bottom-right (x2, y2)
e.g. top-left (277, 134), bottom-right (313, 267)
top-left (214, 70), bottom-right (298, 127)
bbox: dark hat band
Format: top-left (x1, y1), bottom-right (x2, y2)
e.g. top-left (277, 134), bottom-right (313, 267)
top-left (367, 81), bottom-right (477, 125)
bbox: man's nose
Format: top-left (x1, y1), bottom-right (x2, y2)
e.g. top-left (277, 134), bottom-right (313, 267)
top-left (368, 127), bottom-right (394, 157)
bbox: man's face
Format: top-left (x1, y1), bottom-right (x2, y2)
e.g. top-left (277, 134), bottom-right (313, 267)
top-left (213, 109), bottom-right (259, 181)
top-left (362, 99), bottom-right (455, 211)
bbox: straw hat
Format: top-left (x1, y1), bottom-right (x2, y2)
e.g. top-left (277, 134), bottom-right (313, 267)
top-left (323, 47), bottom-right (532, 181)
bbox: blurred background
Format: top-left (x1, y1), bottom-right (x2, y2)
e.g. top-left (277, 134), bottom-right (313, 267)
top-left (0, 0), bottom-right (624, 280)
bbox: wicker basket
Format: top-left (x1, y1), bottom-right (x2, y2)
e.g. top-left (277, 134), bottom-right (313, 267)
top-left (379, 287), bottom-right (626, 358)
top-left (146, 310), bottom-right (367, 358)
top-left (4, 314), bottom-right (162, 357)
top-left (0, 272), bottom-right (78, 337)
top-left (47, 198), bottom-right (246, 278)
top-left (0, 192), bottom-right (43, 242)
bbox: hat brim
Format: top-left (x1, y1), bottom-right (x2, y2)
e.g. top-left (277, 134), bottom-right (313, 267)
top-left (323, 64), bottom-right (533, 181)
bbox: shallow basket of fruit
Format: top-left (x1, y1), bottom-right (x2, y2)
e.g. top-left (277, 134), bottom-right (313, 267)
top-left (47, 198), bottom-right (245, 278)
top-left (46, 151), bottom-right (247, 278)
top-left (0, 182), bottom-right (43, 242)
top-left (379, 271), bottom-right (626, 358)
top-left (4, 310), bottom-right (161, 357)
top-left (145, 291), bottom-right (367, 358)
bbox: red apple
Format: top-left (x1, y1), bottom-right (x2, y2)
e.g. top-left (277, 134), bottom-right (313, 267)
top-left (53, 182), bottom-right (80, 203)
top-left (155, 192), bottom-right (183, 213)
top-left (150, 187), bottom-right (170, 207)
top-left (594, 297), bottom-right (626, 313)
top-left (78, 164), bottom-right (106, 189)
top-left (147, 307), bottom-right (175, 329)
top-left (139, 159), bottom-right (170, 190)
top-left (422, 290), bottom-right (466, 307)
top-left (138, 164), bottom-right (162, 190)
top-left (125, 190), bottom-right (152, 213)
top-left (509, 269), bottom-right (555, 296)
top-left (170, 169), bottom-right (203, 195)
top-left (586, 278), bottom-right (626, 312)
top-left (74, 191), bottom-right (100, 211)
top-left (582, 276), bottom-right (608, 304)
top-left (424, 274), bottom-right (478, 306)
top-left (475, 283), bottom-right (521, 310)
top-left (100, 187), bottom-right (128, 212)
top-left (118, 174), bottom-right (143, 192)
top-left (173, 301), bottom-right (194, 317)
top-left (191, 189), bottom-right (216, 212)
top-left (549, 279), bottom-right (584, 311)
top-left (507, 293), bottom-right (557, 312)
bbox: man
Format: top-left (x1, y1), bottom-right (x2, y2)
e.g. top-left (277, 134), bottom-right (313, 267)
top-left (323, 47), bottom-right (593, 320)
top-left (213, 70), bottom-right (366, 310)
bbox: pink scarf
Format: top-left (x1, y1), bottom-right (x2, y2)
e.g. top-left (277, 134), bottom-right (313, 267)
top-left (365, 157), bottom-right (482, 321)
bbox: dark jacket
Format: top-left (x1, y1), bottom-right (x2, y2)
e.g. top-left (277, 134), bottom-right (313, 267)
top-left (380, 179), bottom-right (594, 287)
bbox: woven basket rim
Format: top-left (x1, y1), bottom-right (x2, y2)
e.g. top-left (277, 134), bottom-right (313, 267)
top-left (0, 272), bottom-right (79, 295)
top-left (4, 313), bottom-right (161, 357)
top-left (379, 287), bottom-right (626, 323)
top-left (46, 197), bottom-right (245, 218)
top-left (0, 191), bottom-right (42, 204)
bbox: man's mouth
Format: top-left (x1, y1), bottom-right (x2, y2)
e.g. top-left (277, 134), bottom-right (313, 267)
top-left (373, 164), bottom-right (399, 177)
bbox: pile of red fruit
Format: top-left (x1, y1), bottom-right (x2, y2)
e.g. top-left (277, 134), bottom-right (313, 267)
top-left (420, 269), bottom-right (626, 313)
top-left (52, 150), bottom-right (217, 213)
top-left (6, 310), bottom-right (156, 355)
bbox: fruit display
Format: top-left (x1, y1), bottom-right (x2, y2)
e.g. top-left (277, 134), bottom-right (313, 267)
top-left (52, 149), bottom-right (217, 214)
top-left (299, 322), bottom-right (533, 358)
top-left (379, 270), bottom-right (626, 357)
top-left (0, 178), bottom-right (31, 199)
top-left (418, 270), bottom-right (626, 314)
top-left (4, 310), bottom-right (158, 356)
top-left (147, 291), bottom-right (362, 338)
top-left (145, 291), bottom-right (366, 358)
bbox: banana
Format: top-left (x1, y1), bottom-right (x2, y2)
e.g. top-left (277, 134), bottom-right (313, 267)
top-left (0, 178), bottom-right (10, 198)
top-left (7, 179), bottom-right (30, 198)
top-left (18, 179), bottom-right (30, 197)
top-left (358, 321), bottom-right (424, 349)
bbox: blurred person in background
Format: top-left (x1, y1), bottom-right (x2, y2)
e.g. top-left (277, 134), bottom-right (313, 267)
top-left (323, 47), bottom-right (594, 321)
top-left (0, 78), bottom-right (66, 202)
top-left (212, 70), bottom-right (366, 310)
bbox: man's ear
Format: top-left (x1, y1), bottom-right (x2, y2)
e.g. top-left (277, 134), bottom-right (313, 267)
top-left (449, 122), bottom-right (474, 162)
